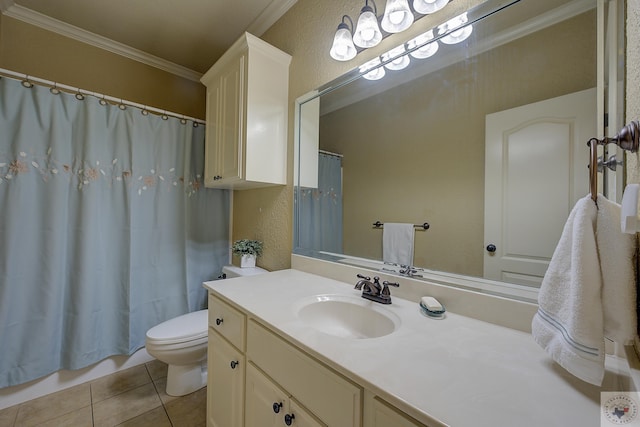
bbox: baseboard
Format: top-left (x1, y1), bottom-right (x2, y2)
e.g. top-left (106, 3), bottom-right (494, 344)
top-left (0, 348), bottom-right (155, 410)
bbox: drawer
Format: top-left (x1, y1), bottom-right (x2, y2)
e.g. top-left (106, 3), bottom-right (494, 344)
top-left (247, 320), bottom-right (362, 427)
top-left (208, 294), bottom-right (246, 351)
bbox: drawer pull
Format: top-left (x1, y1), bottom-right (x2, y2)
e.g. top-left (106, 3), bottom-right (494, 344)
top-left (230, 360), bottom-right (239, 369)
top-left (215, 318), bottom-right (223, 326)
top-left (272, 402), bottom-right (283, 414)
top-left (284, 413), bottom-right (295, 425)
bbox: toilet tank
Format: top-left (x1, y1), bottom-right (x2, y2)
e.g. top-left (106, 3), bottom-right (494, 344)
top-left (221, 265), bottom-right (268, 278)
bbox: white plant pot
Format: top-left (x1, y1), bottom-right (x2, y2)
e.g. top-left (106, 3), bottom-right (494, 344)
top-left (240, 254), bottom-right (256, 268)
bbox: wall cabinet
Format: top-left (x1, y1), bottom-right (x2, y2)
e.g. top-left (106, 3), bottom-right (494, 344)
top-left (201, 33), bottom-right (291, 189)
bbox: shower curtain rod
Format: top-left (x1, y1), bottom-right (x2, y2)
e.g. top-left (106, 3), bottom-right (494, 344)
top-left (0, 68), bottom-right (206, 125)
top-left (319, 149), bottom-right (343, 158)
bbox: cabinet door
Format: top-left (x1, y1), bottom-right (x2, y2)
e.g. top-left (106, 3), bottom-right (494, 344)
top-left (245, 363), bottom-right (288, 427)
top-left (370, 397), bottom-right (427, 427)
top-left (208, 331), bottom-right (244, 427)
top-left (217, 52), bottom-right (245, 184)
top-left (204, 78), bottom-right (221, 186)
top-left (285, 398), bottom-right (326, 427)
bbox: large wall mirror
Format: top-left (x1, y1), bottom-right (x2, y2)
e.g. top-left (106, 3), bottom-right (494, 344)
top-left (294, 0), bottom-right (625, 303)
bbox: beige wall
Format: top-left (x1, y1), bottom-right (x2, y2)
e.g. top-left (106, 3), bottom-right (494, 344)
top-left (319, 11), bottom-right (595, 277)
top-left (0, 15), bottom-right (205, 119)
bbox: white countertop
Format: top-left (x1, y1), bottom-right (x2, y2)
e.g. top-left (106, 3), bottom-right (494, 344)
top-left (204, 269), bottom-right (629, 427)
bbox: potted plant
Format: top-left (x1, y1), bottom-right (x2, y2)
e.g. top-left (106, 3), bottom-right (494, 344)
top-left (232, 239), bottom-right (263, 268)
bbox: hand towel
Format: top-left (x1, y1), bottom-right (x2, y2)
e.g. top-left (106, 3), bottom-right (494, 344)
top-left (596, 194), bottom-right (637, 345)
top-left (382, 223), bottom-right (415, 266)
top-left (531, 195), bottom-right (605, 385)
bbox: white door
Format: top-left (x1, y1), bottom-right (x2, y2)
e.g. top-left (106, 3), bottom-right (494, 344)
top-left (483, 88), bottom-right (596, 287)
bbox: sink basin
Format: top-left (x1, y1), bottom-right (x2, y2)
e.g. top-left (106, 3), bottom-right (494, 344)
top-left (293, 294), bottom-right (401, 339)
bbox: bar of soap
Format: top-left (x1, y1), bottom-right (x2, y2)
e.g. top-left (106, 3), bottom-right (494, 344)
top-left (420, 296), bottom-right (443, 312)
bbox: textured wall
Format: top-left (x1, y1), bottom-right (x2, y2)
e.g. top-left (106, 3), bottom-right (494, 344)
top-left (0, 15), bottom-right (205, 119)
top-left (235, 0), bottom-right (484, 271)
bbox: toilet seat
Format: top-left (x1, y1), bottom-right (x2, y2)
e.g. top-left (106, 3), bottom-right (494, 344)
top-left (146, 309), bottom-right (208, 345)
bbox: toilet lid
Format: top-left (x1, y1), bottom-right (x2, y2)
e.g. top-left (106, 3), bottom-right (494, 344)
top-left (146, 309), bottom-right (208, 344)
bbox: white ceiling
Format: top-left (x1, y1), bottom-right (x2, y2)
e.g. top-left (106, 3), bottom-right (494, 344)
top-left (1, 0), bottom-right (297, 79)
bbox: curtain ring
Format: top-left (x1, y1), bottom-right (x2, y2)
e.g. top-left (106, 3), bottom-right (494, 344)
top-left (161, 112), bottom-right (169, 120)
top-left (118, 100), bottom-right (126, 110)
top-left (98, 97), bottom-right (108, 106)
top-left (141, 107), bottom-right (149, 116)
top-left (50, 83), bottom-right (60, 95)
top-left (180, 117), bottom-right (187, 125)
top-left (75, 90), bottom-right (85, 101)
top-left (21, 76), bottom-right (33, 88)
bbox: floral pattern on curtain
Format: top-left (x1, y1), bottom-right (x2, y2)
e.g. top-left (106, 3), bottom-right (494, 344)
top-left (0, 76), bottom-right (230, 388)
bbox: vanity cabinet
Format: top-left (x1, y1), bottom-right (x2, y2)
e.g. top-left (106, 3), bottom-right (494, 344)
top-left (200, 32), bottom-right (291, 189)
top-left (207, 332), bottom-right (244, 427)
top-left (366, 395), bottom-right (429, 427)
top-left (207, 294), bottom-right (247, 427)
top-left (246, 362), bottom-right (325, 427)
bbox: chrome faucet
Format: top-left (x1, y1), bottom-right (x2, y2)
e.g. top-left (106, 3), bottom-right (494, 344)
top-left (354, 274), bottom-right (399, 304)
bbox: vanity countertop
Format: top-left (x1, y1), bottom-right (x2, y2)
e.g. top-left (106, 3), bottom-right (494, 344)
top-left (204, 269), bottom-right (628, 427)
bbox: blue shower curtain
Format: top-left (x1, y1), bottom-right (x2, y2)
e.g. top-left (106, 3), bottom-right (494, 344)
top-left (0, 76), bottom-right (230, 388)
top-left (297, 152), bottom-right (343, 253)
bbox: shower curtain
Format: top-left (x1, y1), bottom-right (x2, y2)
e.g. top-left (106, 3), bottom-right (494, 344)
top-left (297, 152), bottom-right (343, 253)
top-left (0, 76), bottom-right (230, 388)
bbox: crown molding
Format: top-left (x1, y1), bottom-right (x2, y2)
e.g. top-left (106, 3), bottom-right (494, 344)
top-left (247, 0), bottom-right (298, 35)
top-left (2, 4), bottom-right (202, 82)
top-left (0, 0), bottom-right (14, 13)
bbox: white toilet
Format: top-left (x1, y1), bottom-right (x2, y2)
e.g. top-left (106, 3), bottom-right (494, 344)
top-left (145, 265), bottom-right (267, 396)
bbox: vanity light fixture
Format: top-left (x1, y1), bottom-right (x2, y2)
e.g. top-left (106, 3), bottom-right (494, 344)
top-left (413, 0), bottom-right (448, 14)
top-left (330, 15), bottom-right (358, 61)
top-left (407, 29), bottom-right (439, 59)
top-left (360, 57), bottom-right (386, 80)
top-left (438, 12), bottom-right (473, 44)
top-left (382, 45), bottom-right (410, 70)
top-left (381, 0), bottom-right (414, 33)
top-left (353, 0), bottom-right (383, 48)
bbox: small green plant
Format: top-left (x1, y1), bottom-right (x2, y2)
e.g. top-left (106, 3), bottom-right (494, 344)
top-left (231, 239), bottom-right (263, 257)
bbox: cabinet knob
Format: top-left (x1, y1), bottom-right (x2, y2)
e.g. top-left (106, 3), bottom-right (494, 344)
top-left (230, 360), bottom-right (239, 369)
top-left (284, 413), bottom-right (295, 426)
top-left (215, 318), bottom-right (223, 325)
top-left (272, 402), bottom-right (283, 414)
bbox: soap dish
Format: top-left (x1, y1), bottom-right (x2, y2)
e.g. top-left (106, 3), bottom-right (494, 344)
top-left (419, 300), bottom-right (446, 319)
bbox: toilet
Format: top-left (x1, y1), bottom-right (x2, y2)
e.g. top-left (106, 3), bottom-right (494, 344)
top-left (145, 265), bottom-right (267, 396)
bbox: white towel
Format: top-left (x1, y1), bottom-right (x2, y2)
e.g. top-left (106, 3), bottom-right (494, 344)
top-left (382, 223), bottom-right (415, 266)
top-left (532, 195), bottom-right (603, 385)
top-left (597, 195), bottom-right (637, 344)
top-left (531, 194), bottom-right (638, 386)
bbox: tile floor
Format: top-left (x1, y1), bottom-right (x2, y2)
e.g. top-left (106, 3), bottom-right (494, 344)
top-left (0, 360), bottom-right (206, 427)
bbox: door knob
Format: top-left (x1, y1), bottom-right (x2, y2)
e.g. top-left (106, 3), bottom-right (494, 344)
top-left (486, 244), bottom-right (496, 253)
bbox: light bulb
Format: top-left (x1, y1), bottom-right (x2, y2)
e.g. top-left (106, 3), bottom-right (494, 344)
top-left (360, 57), bottom-right (386, 80)
top-left (381, 0), bottom-right (414, 33)
top-left (330, 22), bottom-right (357, 61)
top-left (353, 5), bottom-right (382, 48)
top-left (438, 12), bottom-right (473, 44)
top-left (382, 45), bottom-right (410, 71)
top-left (407, 30), bottom-right (439, 59)
top-left (413, 0), bottom-right (448, 14)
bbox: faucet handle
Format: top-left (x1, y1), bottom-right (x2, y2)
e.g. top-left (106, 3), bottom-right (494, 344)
top-left (357, 273), bottom-right (371, 281)
top-left (381, 280), bottom-right (400, 297)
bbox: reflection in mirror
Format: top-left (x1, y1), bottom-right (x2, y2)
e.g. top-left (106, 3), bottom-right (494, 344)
top-left (294, 0), bottom-right (624, 302)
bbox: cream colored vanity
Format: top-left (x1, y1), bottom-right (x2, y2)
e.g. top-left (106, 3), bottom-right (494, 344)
top-left (200, 33), bottom-right (290, 190)
top-left (206, 279), bottom-right (428, 427)
top-left (204, 266), bottom-right (629, 427)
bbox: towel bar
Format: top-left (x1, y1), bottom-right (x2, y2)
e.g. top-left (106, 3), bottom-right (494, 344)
top-left (372, 221), bottom-right (430, 230)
